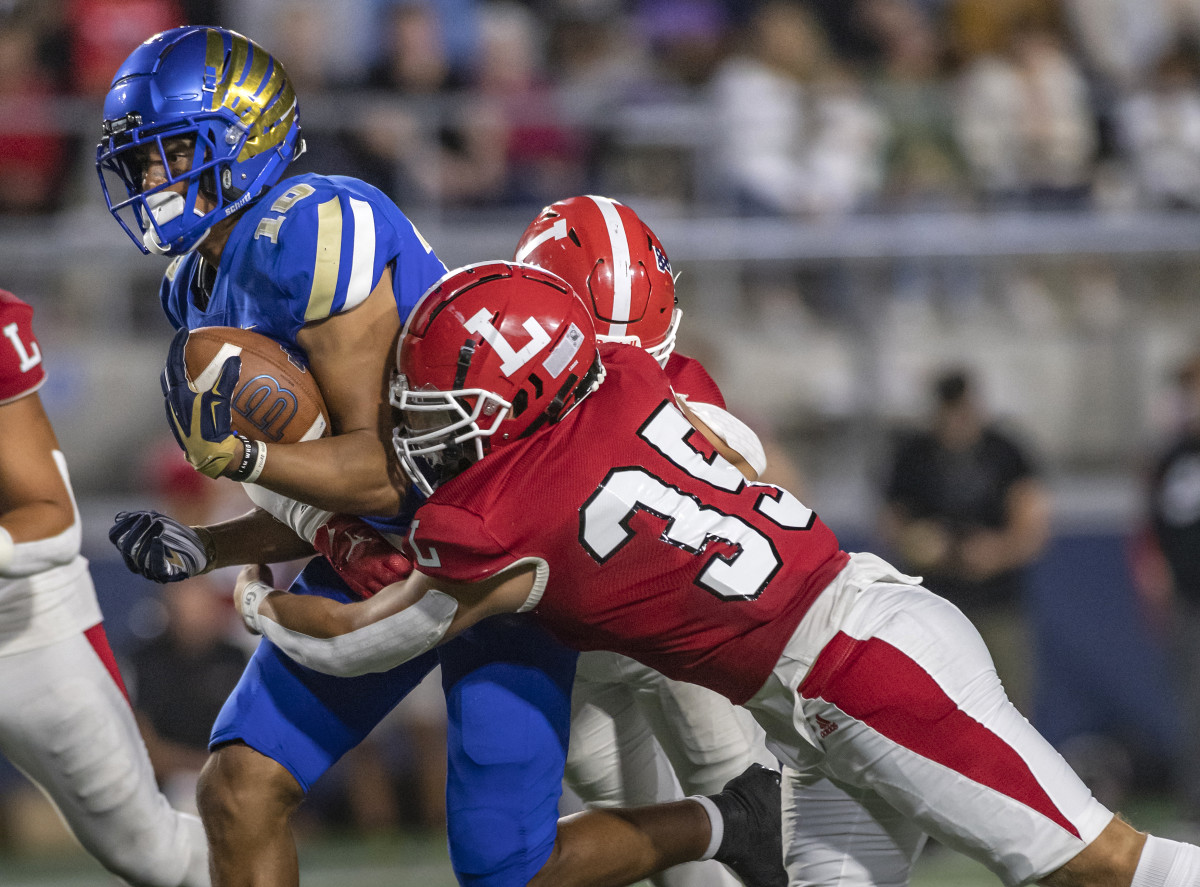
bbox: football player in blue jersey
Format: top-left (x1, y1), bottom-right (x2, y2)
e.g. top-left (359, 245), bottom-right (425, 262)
top-left (96, 26), bottom-right (783, 887)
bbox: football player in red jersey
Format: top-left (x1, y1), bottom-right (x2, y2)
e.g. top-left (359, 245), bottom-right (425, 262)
top-left (518, 195), bottom-right (932, 884)
top-left (235, 262), bottom-right (1200, 887)
top-left (0, 289), bottom-right (210, 886)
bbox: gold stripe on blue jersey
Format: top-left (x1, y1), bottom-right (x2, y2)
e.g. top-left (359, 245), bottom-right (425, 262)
top-left (306, 197), bottom-right (343, 321)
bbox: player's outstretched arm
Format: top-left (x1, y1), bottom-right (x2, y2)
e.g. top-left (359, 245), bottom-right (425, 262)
top-left (109, 506), bottom-right (316, 583)
top-left (234, 561), bottom-right (536, 676)
top-left (243, 482), bottom-right (414, 598)
top-left (0, 393), bottom-right (80, 576)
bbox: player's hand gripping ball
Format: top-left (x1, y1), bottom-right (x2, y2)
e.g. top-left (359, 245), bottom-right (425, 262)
top-left (162, 326), bottom-right (329, 480)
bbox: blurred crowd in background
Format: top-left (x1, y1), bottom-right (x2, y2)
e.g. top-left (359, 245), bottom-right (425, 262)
top-left (3, 0), bottom-right (1200, 870)
top-left (3, 0), bottom-right (1200, 216)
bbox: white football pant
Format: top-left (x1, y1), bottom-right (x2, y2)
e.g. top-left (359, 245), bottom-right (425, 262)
top-left (0, 628), bottom-right (209, 886)
top-left (748, 553), bottom-right (1113, 887)
top-left (568, 650), bottom-right (776, 887)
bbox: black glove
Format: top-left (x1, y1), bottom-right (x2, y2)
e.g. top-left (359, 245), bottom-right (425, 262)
top-left (109, 510), bottom-right (212, 583)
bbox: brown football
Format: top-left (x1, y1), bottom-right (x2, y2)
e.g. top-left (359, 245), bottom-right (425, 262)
top-left (183, 326), bottom-right (329, 445)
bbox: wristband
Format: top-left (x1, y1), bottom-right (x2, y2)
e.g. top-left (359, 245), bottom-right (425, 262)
top-left (689, 794), bottom-right (724, 861)
top-left (227, 437), bottom-right (266, 483)
top-left (244, 440), bottom-right (267, 483)
top-left (238, 579), bottom-right (274, 634)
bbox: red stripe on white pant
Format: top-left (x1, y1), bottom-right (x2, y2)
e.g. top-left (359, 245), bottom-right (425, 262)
top-left (798, 630), bottom-right (1079, 839)
top-left (84, 622), bottom-right (131, 705)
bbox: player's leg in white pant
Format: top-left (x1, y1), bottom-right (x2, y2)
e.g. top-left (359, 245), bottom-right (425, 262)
top-left (782, 767), bottom-right (927, 887)
top-left (0, 631), bottom-right (209, 887)
top-left (567, 656), bottom-right (674, 807)
top-left (627, 657), bottom-right (774, 795)
top-left (568, 652), bottom-right (741, 887)
top-left (798, 582), bottom-right (1113, 887)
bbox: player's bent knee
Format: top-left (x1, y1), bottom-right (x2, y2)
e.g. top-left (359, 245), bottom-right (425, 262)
top-left (197, 742), bottom-right (304, 838)
top-left (1041, 816), bottom-right (1146, 887)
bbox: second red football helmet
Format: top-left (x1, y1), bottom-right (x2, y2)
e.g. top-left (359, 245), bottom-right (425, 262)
top-left (514, 195), bottom-right (680, 366)
top-left (391, 261), bottom-right (604, 494)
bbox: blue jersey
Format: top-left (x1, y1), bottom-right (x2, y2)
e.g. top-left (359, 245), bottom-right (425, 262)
top-left (160, 172), bottom-right (445, 348)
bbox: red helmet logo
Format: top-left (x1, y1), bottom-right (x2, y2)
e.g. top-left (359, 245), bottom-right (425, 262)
top-left (391, 261), bottom-right (604, 494)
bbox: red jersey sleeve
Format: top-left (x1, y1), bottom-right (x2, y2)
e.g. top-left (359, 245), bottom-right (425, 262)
top-left (405, 500), bottom-right (518, 583)
top-left (664, 352), bottom-right (725, 409)
top-left (0, 290), bottom-right (46, 405)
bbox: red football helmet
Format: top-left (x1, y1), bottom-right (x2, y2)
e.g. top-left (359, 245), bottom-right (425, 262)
top-left (391, 261), bottom-right (605, 495)
top-left (514, 195), bottom-right (680, 366)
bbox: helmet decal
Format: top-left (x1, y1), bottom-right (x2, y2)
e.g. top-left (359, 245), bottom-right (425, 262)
top-left (390, 261), bottom-right (605, 495)
top-left (205, 30), bottom-right (298, 164)
top-left (590, 196), bottom-right (634, 336)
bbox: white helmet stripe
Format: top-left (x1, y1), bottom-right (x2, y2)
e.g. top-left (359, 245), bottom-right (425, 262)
top-left (514, 216), bottom-right (568, 262)
top-left (589, 195), bottom-right (631, 338)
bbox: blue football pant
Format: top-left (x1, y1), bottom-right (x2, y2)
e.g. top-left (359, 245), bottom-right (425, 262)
top-left (210, 557), bottom-right (578, 885)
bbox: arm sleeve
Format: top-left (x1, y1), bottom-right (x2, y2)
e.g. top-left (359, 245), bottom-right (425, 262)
top-left (254, 586), bottom-right (458, 677)
top-left (242, 483), bottom-right (333, 544)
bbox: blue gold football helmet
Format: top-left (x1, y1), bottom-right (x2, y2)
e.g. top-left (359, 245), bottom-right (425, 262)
top-left (96, 26), bottom-right (304, 255)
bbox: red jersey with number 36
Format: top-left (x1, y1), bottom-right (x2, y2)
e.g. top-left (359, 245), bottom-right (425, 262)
top-left (0, 290), bottom-right (46, 404)
top-left (407, 343), bottom-right (848, 703)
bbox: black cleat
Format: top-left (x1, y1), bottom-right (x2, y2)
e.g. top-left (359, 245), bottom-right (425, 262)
top-left (707, 763), bottom-right (786, 887)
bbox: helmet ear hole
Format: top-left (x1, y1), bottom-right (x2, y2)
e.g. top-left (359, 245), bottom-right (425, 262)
top-left (511, 389), bottom-right (529, 418)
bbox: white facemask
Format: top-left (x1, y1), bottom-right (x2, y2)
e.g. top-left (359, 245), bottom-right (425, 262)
top-left (142, 190), bottom-right (210, 255)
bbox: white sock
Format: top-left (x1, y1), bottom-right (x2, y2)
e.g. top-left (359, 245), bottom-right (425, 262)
top-left (1131, 835), bottom-right (1200, 887)
top-left (689, 794), bottom-right (723, 861)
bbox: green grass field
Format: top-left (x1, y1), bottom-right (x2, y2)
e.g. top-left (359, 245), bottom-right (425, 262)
top-left (0, 795), bottom-right (1179, 886)
top-left (0, 830), bottom-right (1009, 887)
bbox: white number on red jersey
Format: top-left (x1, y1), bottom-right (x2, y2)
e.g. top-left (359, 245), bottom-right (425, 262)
top-left (579, 401), bottom-right (815, 600)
